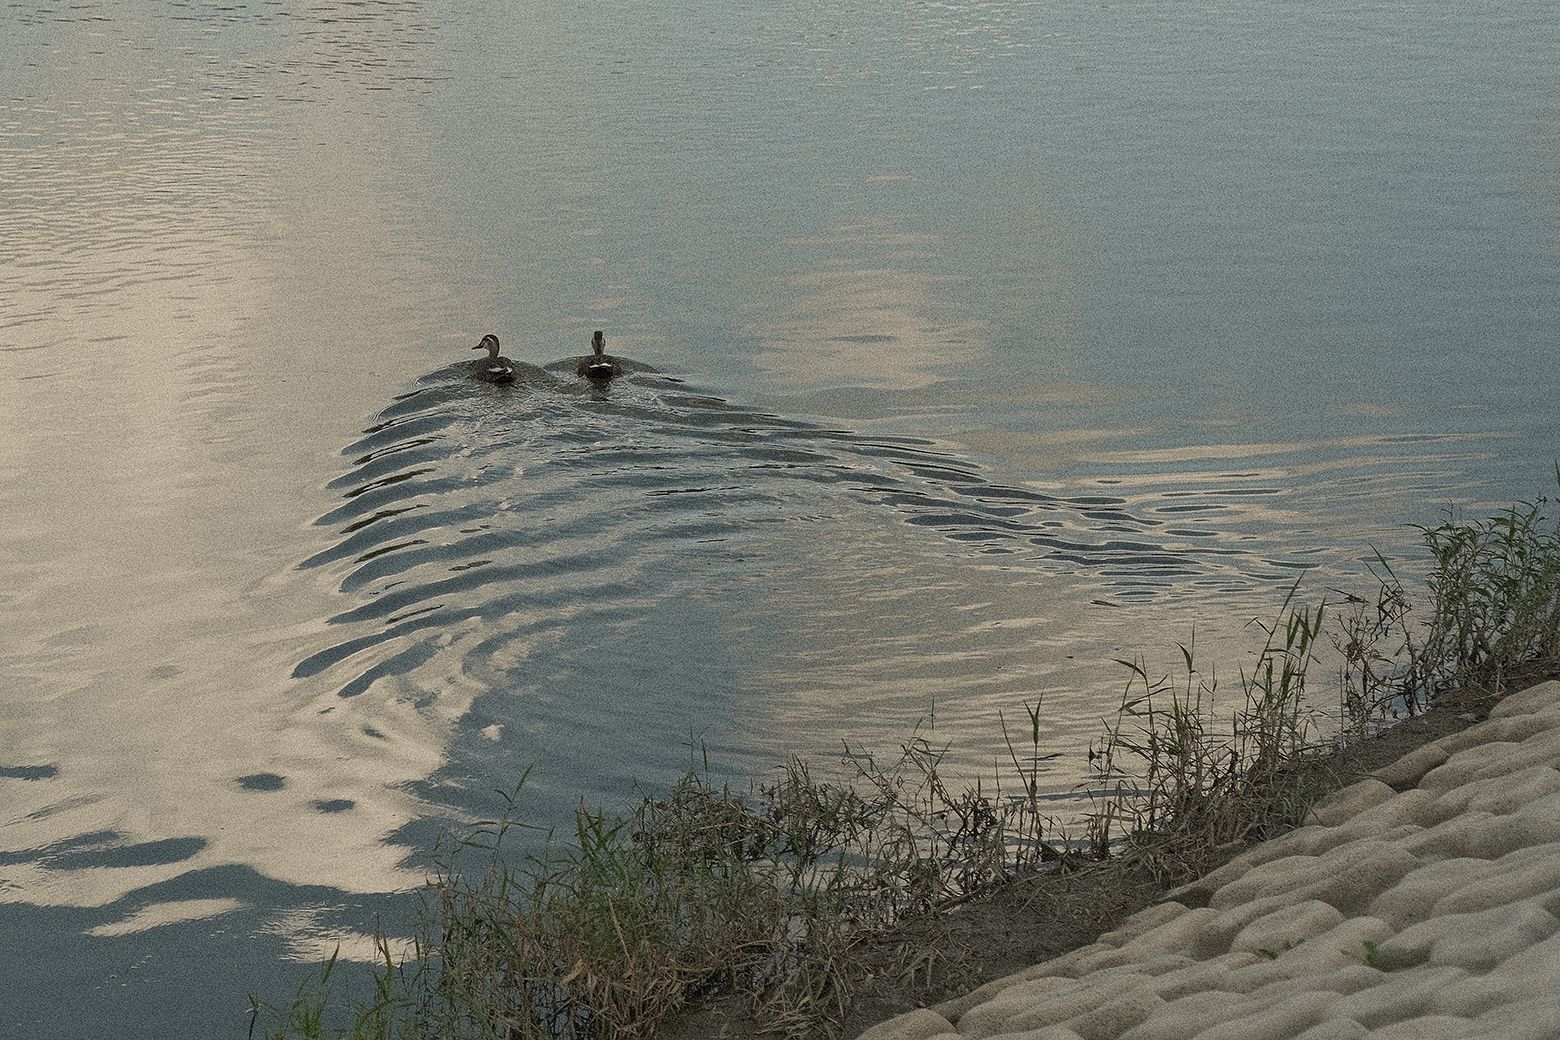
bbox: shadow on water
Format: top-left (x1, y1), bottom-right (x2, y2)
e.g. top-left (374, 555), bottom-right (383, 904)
top-left (294, 364), bottom-right (1299, 709)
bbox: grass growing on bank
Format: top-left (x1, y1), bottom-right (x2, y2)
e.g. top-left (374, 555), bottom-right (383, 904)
top-left (255, 727), bottom-right (1065, 1040)
top-left (1336, 491), bottom-right (1560, 722)
top-left (253, 483), bottom-right (1560, 1040)
top-left (1090, 483), bottom-right (1560, 880)
top-left (409, 742), bottom-right (1064, 1038)
top-left (1082, 583), bottom-right (1327, 879)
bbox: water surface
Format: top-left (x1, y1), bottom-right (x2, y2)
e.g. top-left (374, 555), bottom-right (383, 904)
top-left (2, 1), bottom-right (1558, 1036)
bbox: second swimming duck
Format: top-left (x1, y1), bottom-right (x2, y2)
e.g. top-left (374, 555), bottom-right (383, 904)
top-left (577, 330), bottom-right (620, 380)
top-left (541, 330), bottom-right (658, 381)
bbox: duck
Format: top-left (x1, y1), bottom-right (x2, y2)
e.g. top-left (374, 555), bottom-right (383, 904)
top-left (471, 333), bottom-right (517, 383)
top-left (576, 330), bottom-right (620, 381)
top-left (541, 330), bottom-right (658, 380)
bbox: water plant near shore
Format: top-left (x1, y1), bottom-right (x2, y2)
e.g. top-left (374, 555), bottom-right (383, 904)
top-left (1333, 483), bottom-right (1560, 727)
top-left (1084, 582), bottom-right (1328, 876)
top-left (253, 722), bottom-right (1067, 1039)
top-left (254, 480), bottom-right (1560, 1040)
top-left (1090, 480), bottom-right (1560, 876)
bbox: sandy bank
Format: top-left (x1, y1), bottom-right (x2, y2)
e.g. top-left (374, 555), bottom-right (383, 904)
top-left (856, 679), bottom-right (1560, 1040)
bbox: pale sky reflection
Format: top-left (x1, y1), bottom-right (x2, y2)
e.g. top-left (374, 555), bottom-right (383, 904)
top-left (0, 8), bottom-right (482, 923)
top-left (85, 898), bottom-right (246, 939)
top-left (746, 264), bottom-right (984, 390)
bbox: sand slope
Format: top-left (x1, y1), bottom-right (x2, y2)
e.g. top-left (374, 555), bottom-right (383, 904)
top-left (858, 680), bottom-right (1560, 1040)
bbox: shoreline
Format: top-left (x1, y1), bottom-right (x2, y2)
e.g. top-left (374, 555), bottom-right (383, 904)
top-left (845, 676), bottom-right (1560, 1040)
top-left (664, 676), bottom-right (1545, 1039)
top-left (252, 492), bottom-right (1560, 1039)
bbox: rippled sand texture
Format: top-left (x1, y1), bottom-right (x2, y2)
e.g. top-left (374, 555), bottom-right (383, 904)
top-left (859, 680), bottom-right (1560, 1040)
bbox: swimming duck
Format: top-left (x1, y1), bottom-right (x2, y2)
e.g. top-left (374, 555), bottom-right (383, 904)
top-left (541, 330), bottom-right (658, 380)
top-left (577, 330), bottom-right (620, 381)
top-left (471, 334), bottom-right (517, 383)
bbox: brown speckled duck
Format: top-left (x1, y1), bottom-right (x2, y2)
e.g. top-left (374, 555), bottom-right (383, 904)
top-left (471, 334), bottom-right (517, 383)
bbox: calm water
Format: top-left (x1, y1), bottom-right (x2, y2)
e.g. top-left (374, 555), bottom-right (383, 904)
top-left (3, 1), bottom-right (1558, 1035)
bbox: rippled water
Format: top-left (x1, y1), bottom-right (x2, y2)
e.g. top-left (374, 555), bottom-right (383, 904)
top-left (3, 1), bottom-right (1558, 1036)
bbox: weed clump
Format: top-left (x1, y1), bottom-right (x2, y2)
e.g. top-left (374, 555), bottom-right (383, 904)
top-left (1084, 584), bottom-right (1327, 878)
top-left (1089, 479), bottom-right (1560, 878)
top-left (254, 727), bottom-right (1066, 1039)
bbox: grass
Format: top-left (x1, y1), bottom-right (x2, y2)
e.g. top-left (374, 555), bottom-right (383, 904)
top-left (253, 725), bottom-right (1068, 1040)
top-left (1081, 581), bottom-right (1329, 879)
top-left (1089, 478), bottom-right (1560, 879)
top-left (253, 478), bottom-right (1560, 1040)
top-left (1330, 487), bottom-right (1560, 735)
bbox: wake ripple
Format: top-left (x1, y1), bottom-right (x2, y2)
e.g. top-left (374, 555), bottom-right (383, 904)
top-left (296, 368), bottom-right (1285, 700)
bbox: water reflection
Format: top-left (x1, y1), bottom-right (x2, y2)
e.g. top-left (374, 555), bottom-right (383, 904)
top-left (747, 257), bottom-right (983, 390)
top-left (0, 7), bottom-right (476, 1034)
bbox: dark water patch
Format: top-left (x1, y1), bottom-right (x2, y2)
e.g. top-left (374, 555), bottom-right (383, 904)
top-left (351, 434), bottom-right (445, 469)
top-left (0, 830), bottom-right (119, 868)
top-left (354, 537), bottom-right (430, 564)
top-left (342, 467), bottom-right (437, 499)
top-left (0, 863), bottom-right (416, 1040)
top-left (46, 835), bottom-right (207, 871)
top-left (336, 639), bottom-right (443, 699)
top-left (1155, 504), bottom-right (1232, 515)
top-left (1081, 509), bottom-right (1161, 527)
top-left (236, 773), bottom-right (287, 792)
top-left (0, 764), bottom-right (59, 781)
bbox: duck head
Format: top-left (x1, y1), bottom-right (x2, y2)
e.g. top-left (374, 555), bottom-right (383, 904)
top-left (591, 330), bottom-right (606, 356)
top-left (473, 334), bottom-right (501, 360)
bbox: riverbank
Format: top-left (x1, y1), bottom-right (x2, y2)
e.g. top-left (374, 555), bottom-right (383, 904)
top-left (256, 493), bottom-right (1560, 1040)
top-left (850, 677), bottom-right (1560, 1040)
top-left (662, 670), bottom-right (1537, 1039)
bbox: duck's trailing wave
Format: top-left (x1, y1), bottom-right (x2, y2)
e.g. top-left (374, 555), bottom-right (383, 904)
top-left (294, 368), bottom-right (1290, 701)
